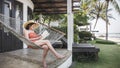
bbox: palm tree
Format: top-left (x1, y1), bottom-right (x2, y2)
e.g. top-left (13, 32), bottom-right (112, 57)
top-left (91, 1), bottom-right (106, 29)
top-left (104, 0), bottom-right (120, 40)
top-left (87, 0), bottom-right (119, 40)
top-left (92, 0), bottom-right (120, 40)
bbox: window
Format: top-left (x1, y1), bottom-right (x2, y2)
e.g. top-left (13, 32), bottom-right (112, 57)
top-left (27, 7), bottom-right (33, 20)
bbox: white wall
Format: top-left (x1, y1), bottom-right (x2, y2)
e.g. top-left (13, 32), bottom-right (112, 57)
top-left (17, 0), bottom-right (34, 10)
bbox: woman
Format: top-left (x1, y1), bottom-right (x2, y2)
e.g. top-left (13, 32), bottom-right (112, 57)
top-left (23, 21), bottom-right (65, 68)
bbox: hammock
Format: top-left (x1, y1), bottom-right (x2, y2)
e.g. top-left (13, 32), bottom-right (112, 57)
top-left (0, 13), bottom-right (65, 48)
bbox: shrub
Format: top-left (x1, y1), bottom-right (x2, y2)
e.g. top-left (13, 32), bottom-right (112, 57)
top-left (96, 39), bottom-right (116, 44)
top-left (79, 31), bottom-right (92, 41)
top-left (74, 34), bottom-right (79, 42)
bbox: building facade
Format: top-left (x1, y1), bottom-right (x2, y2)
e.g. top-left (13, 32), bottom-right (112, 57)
top-left (0, 0), bottom-right (34, 53)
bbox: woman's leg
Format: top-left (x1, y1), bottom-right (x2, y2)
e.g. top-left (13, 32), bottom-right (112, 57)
top-left (41, 45), bottom-right (49, 68)
top-left (45, 40), bottom-right (64, 58)
top-left (35, 40), bottom-right (64, 59)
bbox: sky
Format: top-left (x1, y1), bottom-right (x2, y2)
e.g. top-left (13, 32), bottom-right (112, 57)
top-left (90, 0), bottom-right (120, 33)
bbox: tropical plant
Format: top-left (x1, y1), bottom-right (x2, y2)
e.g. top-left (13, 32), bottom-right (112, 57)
top-left (32, 13), bottom-right (39, 21)
top-left (90, 0), bottom-right (120, 40)
top-left (72, 0), bottom-right (96, 43)
top-left (42, 14), bottom-right (64, 26)
top-left (74, 15), bottom-right (90, 43)
top-left (74, 12), bottom-right (89, 26)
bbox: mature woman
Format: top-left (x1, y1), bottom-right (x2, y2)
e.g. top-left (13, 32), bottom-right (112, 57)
top-left (23, 21), bottom-right (64, 68)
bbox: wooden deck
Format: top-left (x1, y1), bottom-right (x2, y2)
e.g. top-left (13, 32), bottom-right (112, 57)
top-left (73, 43), bottom-right (100, 61)
top-left (0, 48), bottom-right (71, 68)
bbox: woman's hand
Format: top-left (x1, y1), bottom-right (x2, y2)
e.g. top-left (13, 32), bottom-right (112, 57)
top-left (38, 35), bottom-right (42, 40)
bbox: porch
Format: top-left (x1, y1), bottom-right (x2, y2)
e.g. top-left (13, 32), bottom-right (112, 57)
top-left (0, 48), bottom-right (71, 68)
top-left (0, 0), bottom-right (80, 68)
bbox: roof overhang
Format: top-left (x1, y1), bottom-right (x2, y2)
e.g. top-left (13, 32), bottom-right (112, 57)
top-left (31, 0), bottom-right (80, 14)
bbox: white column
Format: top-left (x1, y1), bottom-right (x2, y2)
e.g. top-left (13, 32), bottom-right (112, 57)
top-left (23, 4), bottom-right (28, 48)
top-left (67, 0), bottom-right (73, 67)
top-left (67, 0), bottom-right (73, 51)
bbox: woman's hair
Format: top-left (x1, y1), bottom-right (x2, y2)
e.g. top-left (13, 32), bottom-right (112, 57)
top-left (25, 22), bottom-right (35, 30)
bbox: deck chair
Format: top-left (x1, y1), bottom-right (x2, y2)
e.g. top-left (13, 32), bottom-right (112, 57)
top-left (0, 13), bottom-right (65, 48)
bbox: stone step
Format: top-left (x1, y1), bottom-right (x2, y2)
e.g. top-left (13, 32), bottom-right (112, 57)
top-left (0, 48), bottom-right (71, 68)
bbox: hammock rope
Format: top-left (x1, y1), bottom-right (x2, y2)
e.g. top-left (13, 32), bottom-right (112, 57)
top-left (0, 13), bottom-right (65, 48)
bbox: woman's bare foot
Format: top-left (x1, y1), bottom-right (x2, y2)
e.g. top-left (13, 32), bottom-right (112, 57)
top-left (56, 54), bottom-right (65, 59)
top-left (42, 61), bottom-right (47, 68)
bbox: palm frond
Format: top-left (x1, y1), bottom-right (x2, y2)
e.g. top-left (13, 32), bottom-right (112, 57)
top-left (107, 14), bottom-right (116, 20)
top-left (111, 0), bottom-right (120, 14)
top-left (107, 8), bottom-right (113, 11)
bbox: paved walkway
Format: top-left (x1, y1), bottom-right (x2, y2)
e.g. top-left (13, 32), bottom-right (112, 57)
top-left (0, 48), bottom-right (71, 68)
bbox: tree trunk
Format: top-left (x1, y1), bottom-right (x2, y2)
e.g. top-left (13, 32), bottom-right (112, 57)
top-left (94, 15), bottom-right (99, 29)
top-left (105, 1), bottom-right (109, 40)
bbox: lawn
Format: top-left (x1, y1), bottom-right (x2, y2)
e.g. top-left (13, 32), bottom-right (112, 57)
top-left (71, 42), bottom-right (120, 68)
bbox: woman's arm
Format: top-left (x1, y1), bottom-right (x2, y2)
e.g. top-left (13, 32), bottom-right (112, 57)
top-left (29, 36), bottom-right (42, 41)
top-left (24, 29), bottom-right (29, 40)
top-left (24, 30), bottom-right (42, 41)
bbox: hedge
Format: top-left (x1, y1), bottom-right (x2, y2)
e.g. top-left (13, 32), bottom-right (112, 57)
top-left (96, 39), bottom-right (116, 44)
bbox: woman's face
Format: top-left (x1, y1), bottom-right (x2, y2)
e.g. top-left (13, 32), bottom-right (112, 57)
top-left (29, 24), bottom-right (35, 30)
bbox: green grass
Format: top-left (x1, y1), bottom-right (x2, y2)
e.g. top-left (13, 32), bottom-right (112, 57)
top-left (72, 41), bottom-right (120, 68)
